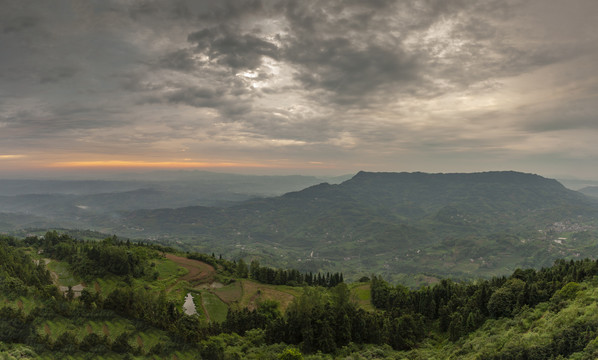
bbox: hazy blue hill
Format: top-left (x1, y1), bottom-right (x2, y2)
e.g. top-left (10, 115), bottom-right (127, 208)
top-left (105, 171), bottom-right (598, 281)
top-left (580, 186), bottom-right (598, 199)
top-left (339, 171), bottom-right (595, 232)
top-left (342, 170), bottom-right (586, 212)
top-left (0, 179), bottom-right (140, 195)
top-left (0, 212), bottom-right (52, 230)
top-left (0, 172), bottom-right (351, 234)
top-left (0, 189), bottom-right (196, 219)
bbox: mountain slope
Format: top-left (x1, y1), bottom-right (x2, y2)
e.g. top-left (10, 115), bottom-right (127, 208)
top-left (104, 171), bottom-right (598, 282)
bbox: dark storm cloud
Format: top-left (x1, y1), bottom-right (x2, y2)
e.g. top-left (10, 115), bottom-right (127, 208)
top-left (127, 0), bottom-right (197, 21)
top-left (276, 1), bottom-right (421, 104)
top-left (165, 0), bottom-right (420, 107)
top-left (166, 87), bottom-right (224, 107)
top-left (173, 0), bottom-right (533, 107)
top-left (187, 26), bottom-right (279, 71)
top-left (196, 0), bottom-right (264, 21)
top-left (143, 74), bottom-right (255, 119)
top-left (284, 37), bottom-right (418, 105)
top-left (159, 49), bottom-right (199, 72)
top-left (165, 85), bottom-right (253, 118)
top-left (3, 0), bottom-right (598, 176)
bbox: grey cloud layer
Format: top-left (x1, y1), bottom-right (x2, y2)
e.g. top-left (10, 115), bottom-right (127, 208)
top-left (2, 0), bottom-right (598, 175)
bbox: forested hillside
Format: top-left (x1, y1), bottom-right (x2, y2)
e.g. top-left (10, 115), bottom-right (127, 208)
top-left (4, 232), bottom-right (598, 358)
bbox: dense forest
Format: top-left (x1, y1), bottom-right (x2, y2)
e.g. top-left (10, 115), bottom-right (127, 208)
top-left (3, 232), bottom-right (598, 358)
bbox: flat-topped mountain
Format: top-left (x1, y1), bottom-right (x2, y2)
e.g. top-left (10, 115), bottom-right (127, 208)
top-left (111, 171), bottom-right (598, 282)
top-left (122, 170), bottom-right (594, 230)
top-left (284, 170), bottom-right (592, 222)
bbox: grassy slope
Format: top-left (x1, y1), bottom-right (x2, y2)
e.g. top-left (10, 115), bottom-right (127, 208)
top-left (200, 291), bottom-right (228, 323)
top-left (349, 283), bottom-right (374, 312)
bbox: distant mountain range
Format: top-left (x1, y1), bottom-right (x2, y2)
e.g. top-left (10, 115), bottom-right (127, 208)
top-left (0, 171), bottom-right (351, 227)
top-left (2, 170), bottom-right (598, 283)
top-left (103, 171), bottom-right (598, 283)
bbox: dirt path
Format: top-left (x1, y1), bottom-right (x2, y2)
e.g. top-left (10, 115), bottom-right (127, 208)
top-left (200, 293), bottom-right (211, 323)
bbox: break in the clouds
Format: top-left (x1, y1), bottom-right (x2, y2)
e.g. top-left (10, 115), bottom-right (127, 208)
top-left (1, 0), bottom-right (598, 178)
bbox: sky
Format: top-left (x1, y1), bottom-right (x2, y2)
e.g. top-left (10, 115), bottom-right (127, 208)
top-left (1, 0), bottom-right (598, 179)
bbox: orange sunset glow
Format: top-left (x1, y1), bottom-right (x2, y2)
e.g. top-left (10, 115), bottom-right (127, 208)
top-left (47, 160), bottom-right (270, 169)
top-left (40, 160), bottom-right (339, 172)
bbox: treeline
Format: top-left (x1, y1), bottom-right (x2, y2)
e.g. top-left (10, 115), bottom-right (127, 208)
top-left (370, 258), bottom-right (598, 343)
top-left (245, 260), bottom-right (344, 288)
top-left (187, 252), bottom-right (344, 287)
top-left (23, 231), bottom-right (164, 280)
top-left (230, 258), bottom-right (343, 287)
top-left (187, 251), bottom-right (224, 268)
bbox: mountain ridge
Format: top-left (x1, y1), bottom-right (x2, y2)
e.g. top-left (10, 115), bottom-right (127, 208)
top-left (104, 170), bottom-right (598, 282)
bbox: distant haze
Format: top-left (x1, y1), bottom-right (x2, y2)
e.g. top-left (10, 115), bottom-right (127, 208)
top-left (1, 1), bottom-right (598, 179)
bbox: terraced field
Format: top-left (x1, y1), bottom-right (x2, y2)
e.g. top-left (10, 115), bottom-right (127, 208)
top-left (164, 253), bottom-right (216, 286)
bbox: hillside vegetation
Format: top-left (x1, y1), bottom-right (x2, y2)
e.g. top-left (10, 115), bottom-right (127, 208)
top-left (4, 232), bottom-right (598, 358)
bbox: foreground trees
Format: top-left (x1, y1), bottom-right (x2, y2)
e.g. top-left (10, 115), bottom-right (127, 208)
top-left (3, 232), bottom-right (598, 358)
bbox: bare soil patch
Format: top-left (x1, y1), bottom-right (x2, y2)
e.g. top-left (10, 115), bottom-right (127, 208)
top-left (165, 254), bottom-right (216, 285)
